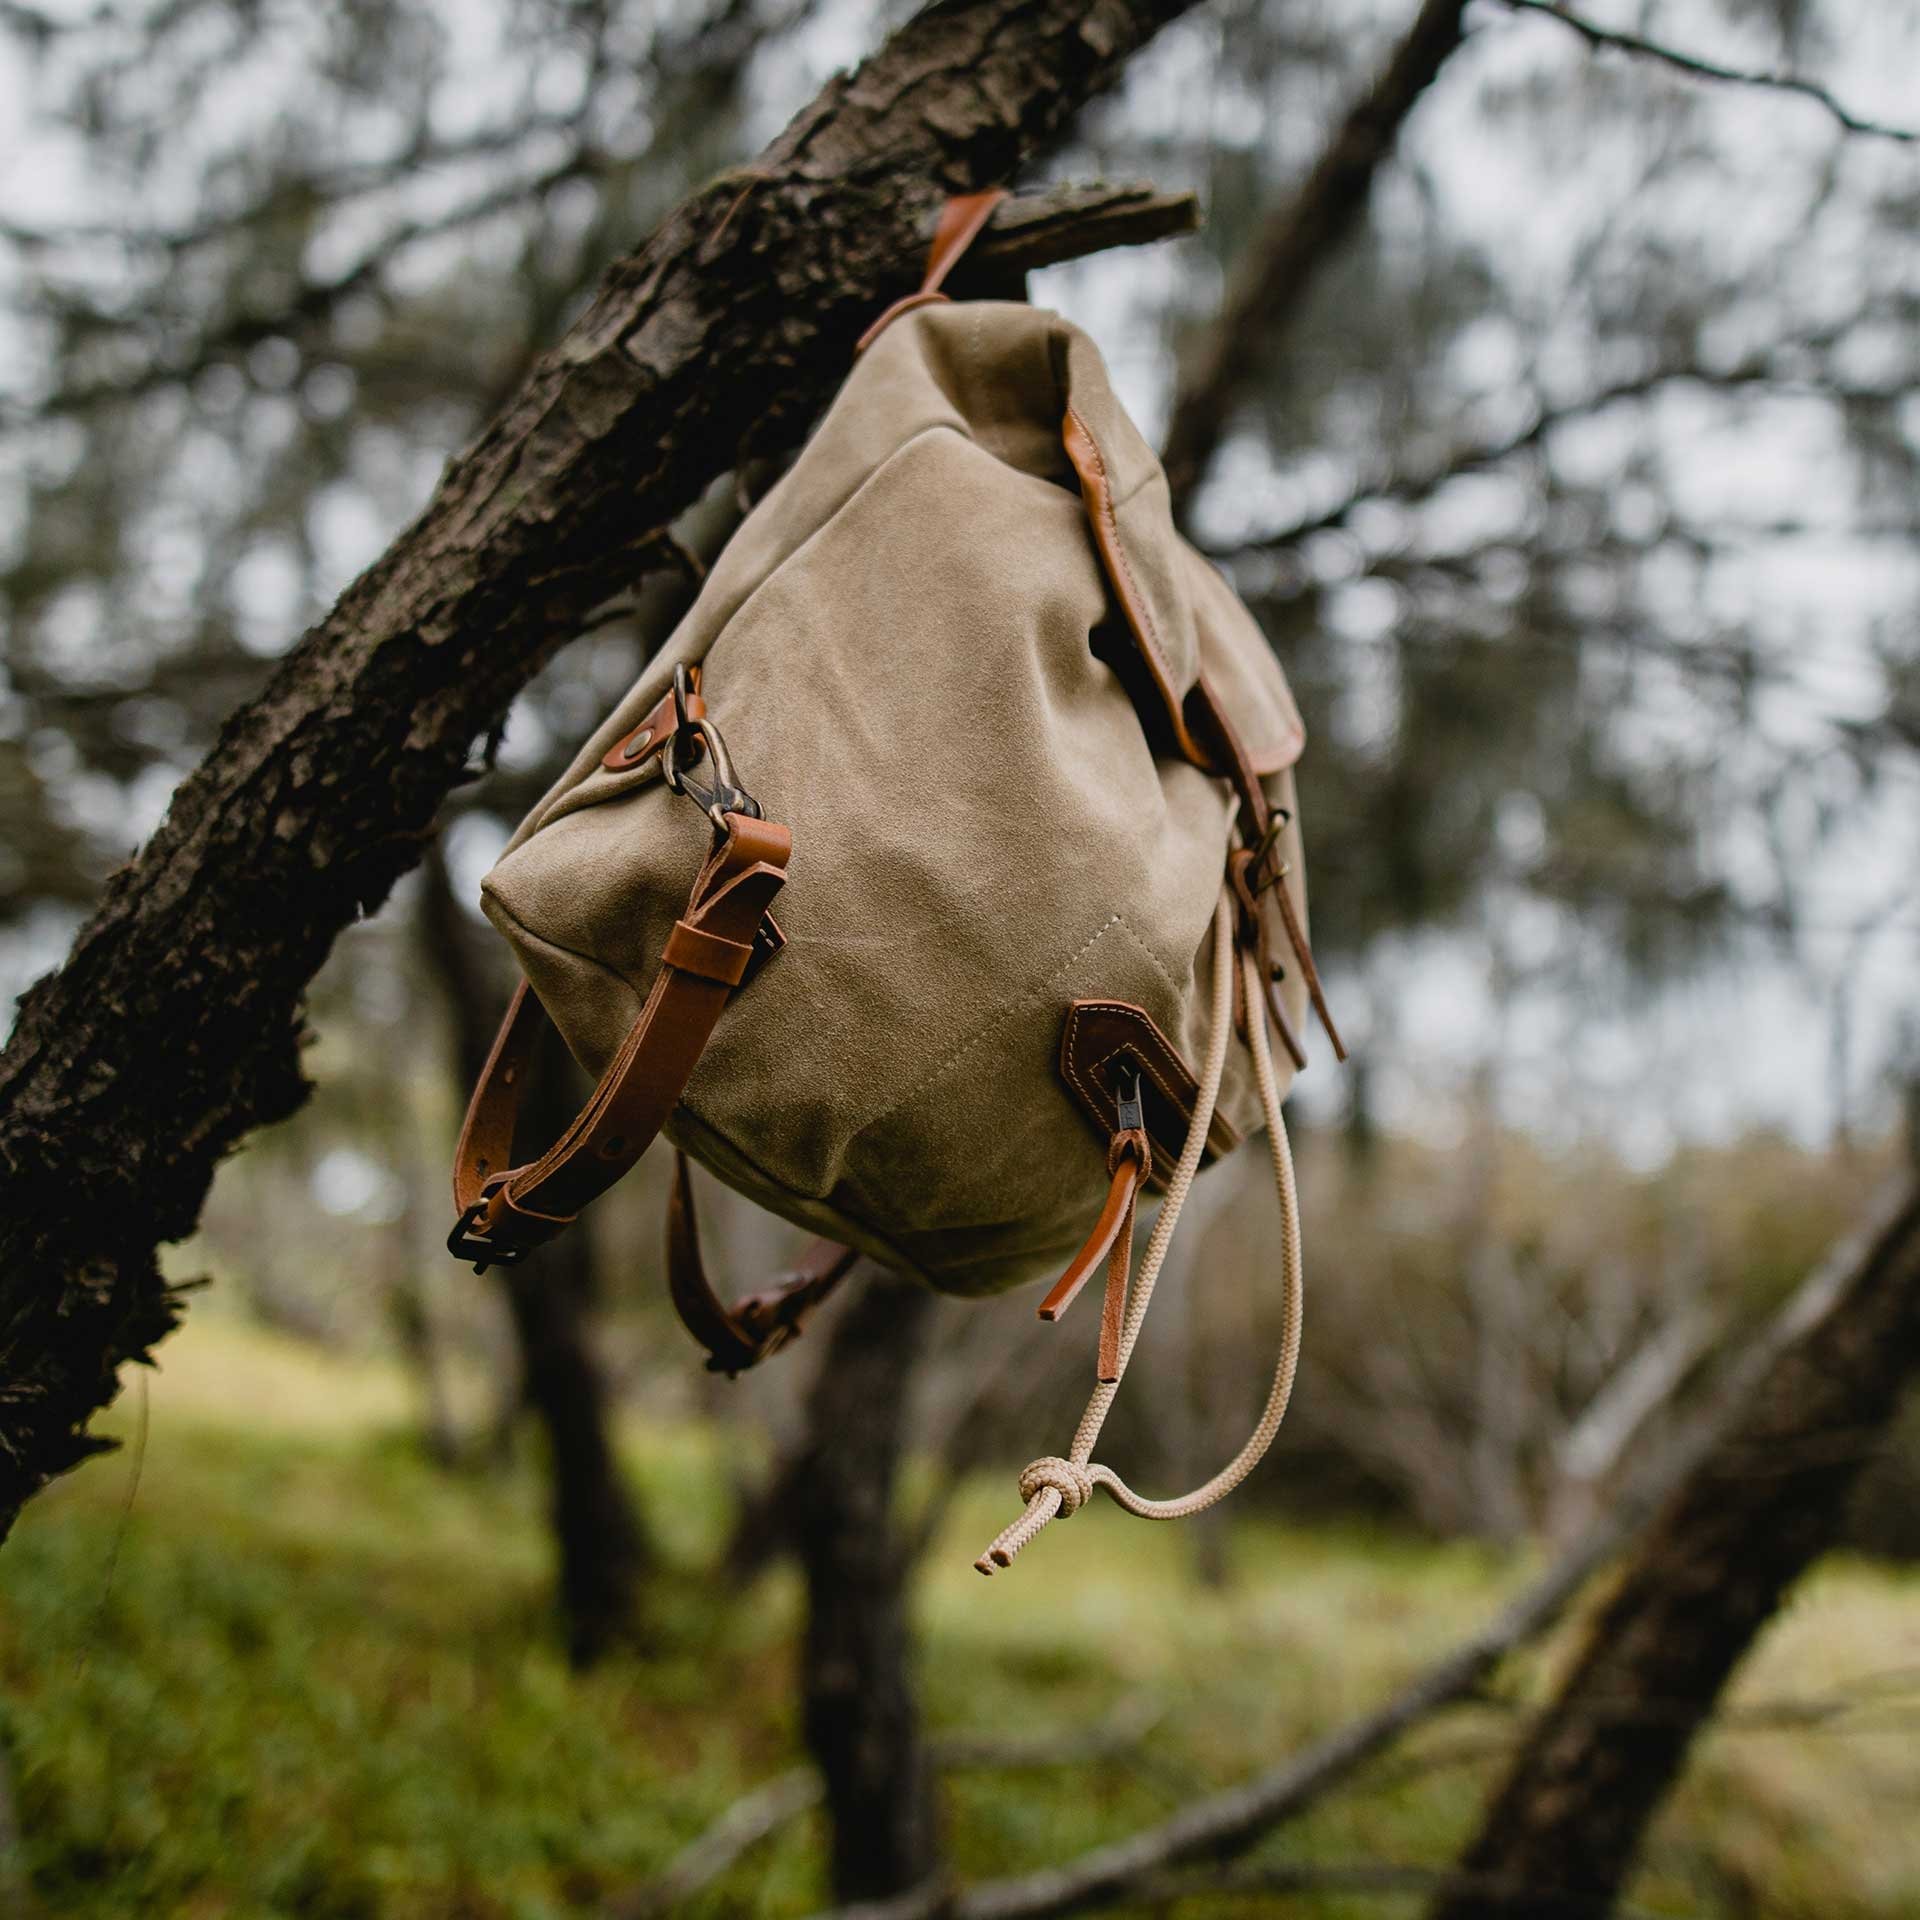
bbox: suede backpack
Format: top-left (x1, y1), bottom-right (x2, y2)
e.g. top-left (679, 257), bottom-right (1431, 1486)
top-left (446, 191), bottom-right (1344, 1573)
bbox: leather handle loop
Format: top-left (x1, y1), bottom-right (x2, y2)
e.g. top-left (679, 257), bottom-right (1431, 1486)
top-left (856, 186), bottom-right (1008, 354)
top-left (920, 188), bottom-right (1006, 293)
top-left (448, 810), bottom-right (791, 1270)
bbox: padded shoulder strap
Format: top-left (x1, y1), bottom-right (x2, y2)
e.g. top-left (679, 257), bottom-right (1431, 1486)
top-left (448, 810), bottom-right (791, 1271)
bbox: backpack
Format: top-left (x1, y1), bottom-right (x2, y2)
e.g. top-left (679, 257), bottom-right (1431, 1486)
top-left (446, 191), bottom-right (1344, 1573)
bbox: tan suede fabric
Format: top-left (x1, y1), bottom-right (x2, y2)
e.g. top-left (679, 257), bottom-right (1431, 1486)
top-left (482, 301), bottom-right (1318, 1296)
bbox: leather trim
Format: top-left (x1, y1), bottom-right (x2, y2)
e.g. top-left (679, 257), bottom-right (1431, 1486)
top-left (600, 667), bottom-right (704, 773)
top-left (1059, 1000), bottom-right (1239, 1183)
top-left (663, 919), bottom-right (754, 986)
top-left (856, 289), bottom-right (950, 354)
top-left (856, 187), bottom-right (1006, 355)
top-left (1062, 406), bottom-right (1219, 773)
top-left (923, 190), bottom-right (1006, 293)
top-left (1037, 1131), bottom-right (1149, 1383)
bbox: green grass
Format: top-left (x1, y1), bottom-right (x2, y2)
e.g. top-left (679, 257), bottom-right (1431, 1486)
top-left (4, 1316), bottom-right (1919, 1917)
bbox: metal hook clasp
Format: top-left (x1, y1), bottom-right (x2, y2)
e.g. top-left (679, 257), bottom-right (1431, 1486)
top-left (662, 663), bottom-right (762, 835)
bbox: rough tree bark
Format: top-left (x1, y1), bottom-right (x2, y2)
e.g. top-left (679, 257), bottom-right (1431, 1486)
top-left (1429, 1182), bottom-right (1920, 1920)
top-left (419, 838), bottom-right (651, 1665)
top-left (1159, 0), bottom-right (1472, 505)
top-left (0, 0), bottom-right (1205, 1537)
top-left (793, 1273), bottom-right (942, 1903)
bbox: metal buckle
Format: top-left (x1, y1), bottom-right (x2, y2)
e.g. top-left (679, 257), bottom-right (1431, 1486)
top-left (662, 663), bottom-right (761, 836)
top-left (445, 1189), bottom-right (529, 1273)
top-left (1112, 1063), bottom-right (1144, 1134)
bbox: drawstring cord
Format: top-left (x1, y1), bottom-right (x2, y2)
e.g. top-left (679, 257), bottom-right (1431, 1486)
top-left (975, 889), bottom-right (1306, 1574)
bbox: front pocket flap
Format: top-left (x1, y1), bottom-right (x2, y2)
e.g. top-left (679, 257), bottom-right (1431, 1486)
top-left (1059, 999), bottom-right (1240, 1186)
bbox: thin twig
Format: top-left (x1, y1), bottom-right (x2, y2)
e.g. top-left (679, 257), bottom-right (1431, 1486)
top-left (802, 1207), bottom-right (1901, 1920)
top-left (610, 1698), bottom-right (1166, 1917)
top-left (1132, 1860), bottom-right (1671, 1917)
top-left (1497, 0), bottom-right (1920, 144)
top-left (1161, 0), bottom-right (1474, 502)
top-left (1208, 353), bottom-right (1901, 559)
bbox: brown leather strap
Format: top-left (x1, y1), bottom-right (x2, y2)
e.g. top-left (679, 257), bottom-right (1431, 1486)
top-left (856, 187), bottom-right (1007, 353)
top-left (1228, 846), bottom-right (1310, 1072)
top-left (1063, 406), bottom-right (1222, 773)
top-left (1038, 1129), bottom-right (1150, 1382)
top-left (667, 1151), bottom-right (860, 1376)
top-left (1192, 678), bottom-right (1347, 1062)
top-left (922, 189), bottom-right (1006, 292)
top-left (448, 810), bottom-right (791, 1270)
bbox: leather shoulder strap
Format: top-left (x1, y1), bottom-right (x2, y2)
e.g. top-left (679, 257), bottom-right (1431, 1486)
top-left (448, 810), bottom-right (790, 1270)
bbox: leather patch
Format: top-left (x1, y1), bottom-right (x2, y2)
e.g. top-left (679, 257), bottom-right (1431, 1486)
top-left (1058, 1000), bottom-right (1239, 1187)
top-left (599, 667), bottom-right (705, 773)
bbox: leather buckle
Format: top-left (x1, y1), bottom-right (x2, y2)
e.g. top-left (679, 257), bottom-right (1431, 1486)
top-left (445, 1184), bottom-right (529, 1274)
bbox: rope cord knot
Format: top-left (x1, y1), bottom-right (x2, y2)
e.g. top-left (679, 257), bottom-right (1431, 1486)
top-left (973, 892), bottom-right (1307, 1579)
top-left (1018, 1455), bottom-right (1093, 1517)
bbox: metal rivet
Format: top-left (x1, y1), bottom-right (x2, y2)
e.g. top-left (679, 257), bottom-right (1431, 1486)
top-left (618, 727), bottom-right (654, 762)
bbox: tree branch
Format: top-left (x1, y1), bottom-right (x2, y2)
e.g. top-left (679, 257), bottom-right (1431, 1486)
top-left (801, 1188), bottom-right (1918, 1920)
top-left (1208, 354), bottom-right (1907, 559)
top-left (1132, 1861), bottom-right (1668, 1918)
top-left (614, 1699), bottom-right (1164, 1918)
top-left (1431, 1181), bottom-right (1920, 1920)
top-left (1496, 0), bottom-right (1920, 145)
top-left (0, 0), bottom-right (1205, 1535)
top-left (1160, 0), bottom-right (1473, 504)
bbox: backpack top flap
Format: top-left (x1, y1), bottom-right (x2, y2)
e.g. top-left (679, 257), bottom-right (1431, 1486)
top-left (503, 300), bottom-right (1305, 859)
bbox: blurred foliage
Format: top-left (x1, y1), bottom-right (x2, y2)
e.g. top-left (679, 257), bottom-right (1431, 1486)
top-left (3, 0), bottom-right (1920, 1903)
top-left (3, 1316), bottom-right (1919, 1918)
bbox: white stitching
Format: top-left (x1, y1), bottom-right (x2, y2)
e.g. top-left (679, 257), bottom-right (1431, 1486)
top-left (864, 912), bottom-right (1123, 1129)
top-left (1061, 1001), bottom-right (1241, 1161)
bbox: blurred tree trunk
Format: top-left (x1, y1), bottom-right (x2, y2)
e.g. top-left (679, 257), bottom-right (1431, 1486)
top-left (380, 1207), bottom-right (463, 1469)
top-left (0, 0), bottom-right (1202, 1539)
top-left (793, 1272), bottom-right (941, 1902)
top-left (1431, 1183), bottom-right (1920, 1920)
top-left (420, 838), bottom-right (651, 1664)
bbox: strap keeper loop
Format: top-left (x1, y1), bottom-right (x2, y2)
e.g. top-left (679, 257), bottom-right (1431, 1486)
top-left (663, 919), bottom-right (754, 985)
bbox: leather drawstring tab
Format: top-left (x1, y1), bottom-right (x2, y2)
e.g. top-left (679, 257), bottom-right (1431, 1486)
top-left (1186, 680), bottom-right (1347, 1065)
top-left (1038, 1068), bottom-right (1150, 1384)
top-left (1228, 845), bottom-right (1309, 1073)
top-left (1269, 869), bottom-right (1346, 1063)
top-left (976, 892), bottom-right (1307, 1576)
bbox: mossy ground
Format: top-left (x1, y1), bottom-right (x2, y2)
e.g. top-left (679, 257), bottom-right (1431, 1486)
top-left (4, 1316), bottom-right (1917, 1918)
